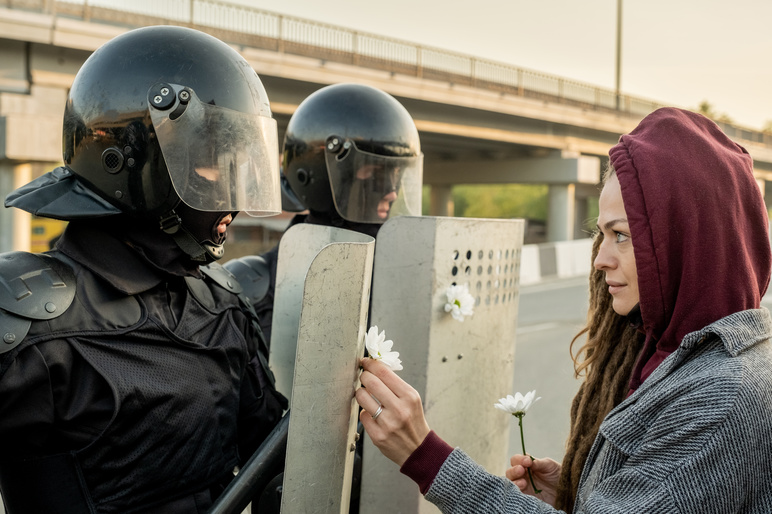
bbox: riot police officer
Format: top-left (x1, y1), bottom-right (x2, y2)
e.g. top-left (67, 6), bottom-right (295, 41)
top-left (225, 82), bottom-right (423, 346)
top-left (0, 26), bottom-right (287, 513)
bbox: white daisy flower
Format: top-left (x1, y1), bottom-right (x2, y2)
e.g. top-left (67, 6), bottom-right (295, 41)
top-left (364, 325), bottom-right (403, 371)
top-left (444, 283), bottom-right (475, 322)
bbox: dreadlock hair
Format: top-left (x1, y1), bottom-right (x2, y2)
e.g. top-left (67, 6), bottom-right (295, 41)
top-left (552, 164), bottom-right (645, 513)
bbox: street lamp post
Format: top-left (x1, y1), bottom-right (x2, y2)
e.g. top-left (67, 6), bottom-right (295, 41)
top-left (615, 0), bottom-right (622, 111)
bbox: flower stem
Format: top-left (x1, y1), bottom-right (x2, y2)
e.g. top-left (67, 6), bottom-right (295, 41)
top-left (516, 413), bottom-right (541, 494)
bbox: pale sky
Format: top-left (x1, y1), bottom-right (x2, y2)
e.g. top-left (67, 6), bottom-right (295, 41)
top-left (231, 0), bottom-right (772, 130)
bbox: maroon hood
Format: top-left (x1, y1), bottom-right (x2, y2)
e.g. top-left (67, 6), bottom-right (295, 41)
top-left (609, 107), bottom-right (771, 391)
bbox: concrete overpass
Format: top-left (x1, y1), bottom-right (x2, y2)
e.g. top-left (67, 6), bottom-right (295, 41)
top-left (2, 0), bottom-right (772, 253)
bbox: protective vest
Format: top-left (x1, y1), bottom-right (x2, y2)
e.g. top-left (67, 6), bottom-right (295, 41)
top-left (0, 251), bottom-right (281, 513)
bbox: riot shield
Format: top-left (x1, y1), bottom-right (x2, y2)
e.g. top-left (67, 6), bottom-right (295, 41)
top-left (360, 216), bottom-right (525, 514)
top-left (269, 225), bottom-right (375, 513)
top-left (269, 224), bottom-right (374, 403)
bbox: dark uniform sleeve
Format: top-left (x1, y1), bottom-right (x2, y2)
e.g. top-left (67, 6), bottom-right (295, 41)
top-left (235, 316), bottom-right (288, 464)
top-left (0, 347), bottom-right (56, 458)
top-left (0, 343), bottom-right (114, 460)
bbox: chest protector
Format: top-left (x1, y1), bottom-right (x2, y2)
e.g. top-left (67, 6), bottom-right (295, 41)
top-left (0, 253), bottom-right (257, 513)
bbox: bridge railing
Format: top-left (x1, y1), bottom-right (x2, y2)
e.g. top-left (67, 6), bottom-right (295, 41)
top-left (4, 0), bottom-right (771, 147)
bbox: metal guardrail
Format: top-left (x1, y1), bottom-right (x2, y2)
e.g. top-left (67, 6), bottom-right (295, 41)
top-left (3, 0), bottom-right (771, 147)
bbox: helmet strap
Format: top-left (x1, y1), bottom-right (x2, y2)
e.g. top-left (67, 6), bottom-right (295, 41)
top-left (159, 210), bottom-right (224, 263)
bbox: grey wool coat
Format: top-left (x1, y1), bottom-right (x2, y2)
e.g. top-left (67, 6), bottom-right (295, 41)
top-left (425, 308), bottom-right (772, 513)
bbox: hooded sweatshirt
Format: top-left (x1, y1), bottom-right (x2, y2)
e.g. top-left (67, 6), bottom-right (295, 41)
top-left (608, 107), bottom-right (772, 391)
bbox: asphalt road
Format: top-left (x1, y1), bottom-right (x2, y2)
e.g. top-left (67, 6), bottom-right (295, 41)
top-left (510, 275), bottom-right (590, 463)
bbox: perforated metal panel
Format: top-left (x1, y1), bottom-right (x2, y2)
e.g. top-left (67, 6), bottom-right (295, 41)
top-left (360, 216), bottom-right (525, 514)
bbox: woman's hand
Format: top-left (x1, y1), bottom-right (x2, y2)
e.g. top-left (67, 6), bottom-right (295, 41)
top-left (355, 358), bottom-right (431, 466)
top-left (505, 454), bottom-right (561, 507)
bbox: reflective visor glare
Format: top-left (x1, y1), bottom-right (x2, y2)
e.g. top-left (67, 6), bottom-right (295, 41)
top-left (389, 153), bottom-right (423, 218)
top-left (325, 144), bottom-right (423, 224)
top-left (150, 88), bottom-right (281, 216)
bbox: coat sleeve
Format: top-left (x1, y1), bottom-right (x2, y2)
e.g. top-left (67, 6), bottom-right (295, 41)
top-left (426, 449), bottom-right (682, 514)
top-left (425, 449), bottom-right (564, 514)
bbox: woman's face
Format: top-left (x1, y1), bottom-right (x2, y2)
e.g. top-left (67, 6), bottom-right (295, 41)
top-left (594, 172), bottom-right (639, 316)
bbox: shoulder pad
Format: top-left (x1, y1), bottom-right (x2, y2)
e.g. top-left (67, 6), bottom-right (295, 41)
top-left (200, 262), bottom-right (243, 295)
top-left (222, 255), bottom-right (271, 305)
top-left (0, 251), bottom-right (76, 354)
top-left (0, 309), bottom-right (31, 354)
top-left (0, 251), bottom-right (76, 320)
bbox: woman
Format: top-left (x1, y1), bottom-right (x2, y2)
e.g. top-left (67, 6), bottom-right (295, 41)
top-left (355, 107), bottom-right (772, 512)
top-left (507, 232), bottom-right (645, 512)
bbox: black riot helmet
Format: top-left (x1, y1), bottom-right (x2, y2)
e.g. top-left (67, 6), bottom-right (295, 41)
top-left (5, 25), bottom-right (280, 261)
top-left (282, 83), bottom-right (422, 224)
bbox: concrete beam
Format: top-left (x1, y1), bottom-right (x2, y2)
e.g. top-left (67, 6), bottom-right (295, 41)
top-left (52, 17), bottom-right (125, 52)
top-left (424, 155), bottom-right (601, 186)
top-left (575, 181), bottom-right (602, 199)
top-left (1, 84), bottom-right (67, 117)
top-left (0, 87), bottom-right (64, 162)
top-left (0, 85), bottom-right (66, 162)
top-left (0, 7), bottom-right (54, 44)
top-left (238, 46), bottom-right (642, 142)
top-left (414, 119), bottom-right (614, 157)
top-left (0, 115), bottom-right (61, 162)
top-left (0, 39), bottom-right (29, 93)
top-left (29, 43), bottom-right (88, 89)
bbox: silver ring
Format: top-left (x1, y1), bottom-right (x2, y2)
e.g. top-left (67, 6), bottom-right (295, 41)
top-left (372, 405), bottom-right (383, 420)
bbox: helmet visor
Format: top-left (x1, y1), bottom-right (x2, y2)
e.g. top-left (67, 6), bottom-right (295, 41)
top-left (150, 85), bottom-right (280, 216)
top-left (324, 140), bottom-right (423, 224)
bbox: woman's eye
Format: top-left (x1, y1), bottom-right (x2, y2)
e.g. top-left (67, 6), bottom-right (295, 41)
top-left (615, 231), bottom-right (629, 243)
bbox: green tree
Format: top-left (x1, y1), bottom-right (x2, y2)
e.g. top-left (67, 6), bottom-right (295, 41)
top-left (696, 100), bottom-right (733, 124)
top-left (422, 184), bottom-right (548, 220)
top-left (454, 184), bottom-right (548, 220)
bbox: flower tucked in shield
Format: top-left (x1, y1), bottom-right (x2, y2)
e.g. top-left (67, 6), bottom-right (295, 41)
top-left (364, 326), bottom-right (403, 371)
top-left (444, 283), bottom-right (475, 322)
top-left (495, 390), bottom-right (542, 494)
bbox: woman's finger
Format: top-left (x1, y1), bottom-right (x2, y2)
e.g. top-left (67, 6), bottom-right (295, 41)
top-left (355, 387), bottom-right (383, 418)
top-left (509, 453), bottom-right (527, 467)
top-left (505, 464), bottom-right (525, 481)
top-left (360, 358), bottom-right (414, 399)
top-left (358, 368), bottom-right (398, 409)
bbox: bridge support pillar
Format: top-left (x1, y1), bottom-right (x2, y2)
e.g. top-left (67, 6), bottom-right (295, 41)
top-left (574, 196), bottom-right (590, 239)
top-left (547, 183), bottom-right (576, 242)
top-left (429, 184), bottom-right (454, 216)
top-left (0, 161), bottom-right (32, 253)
